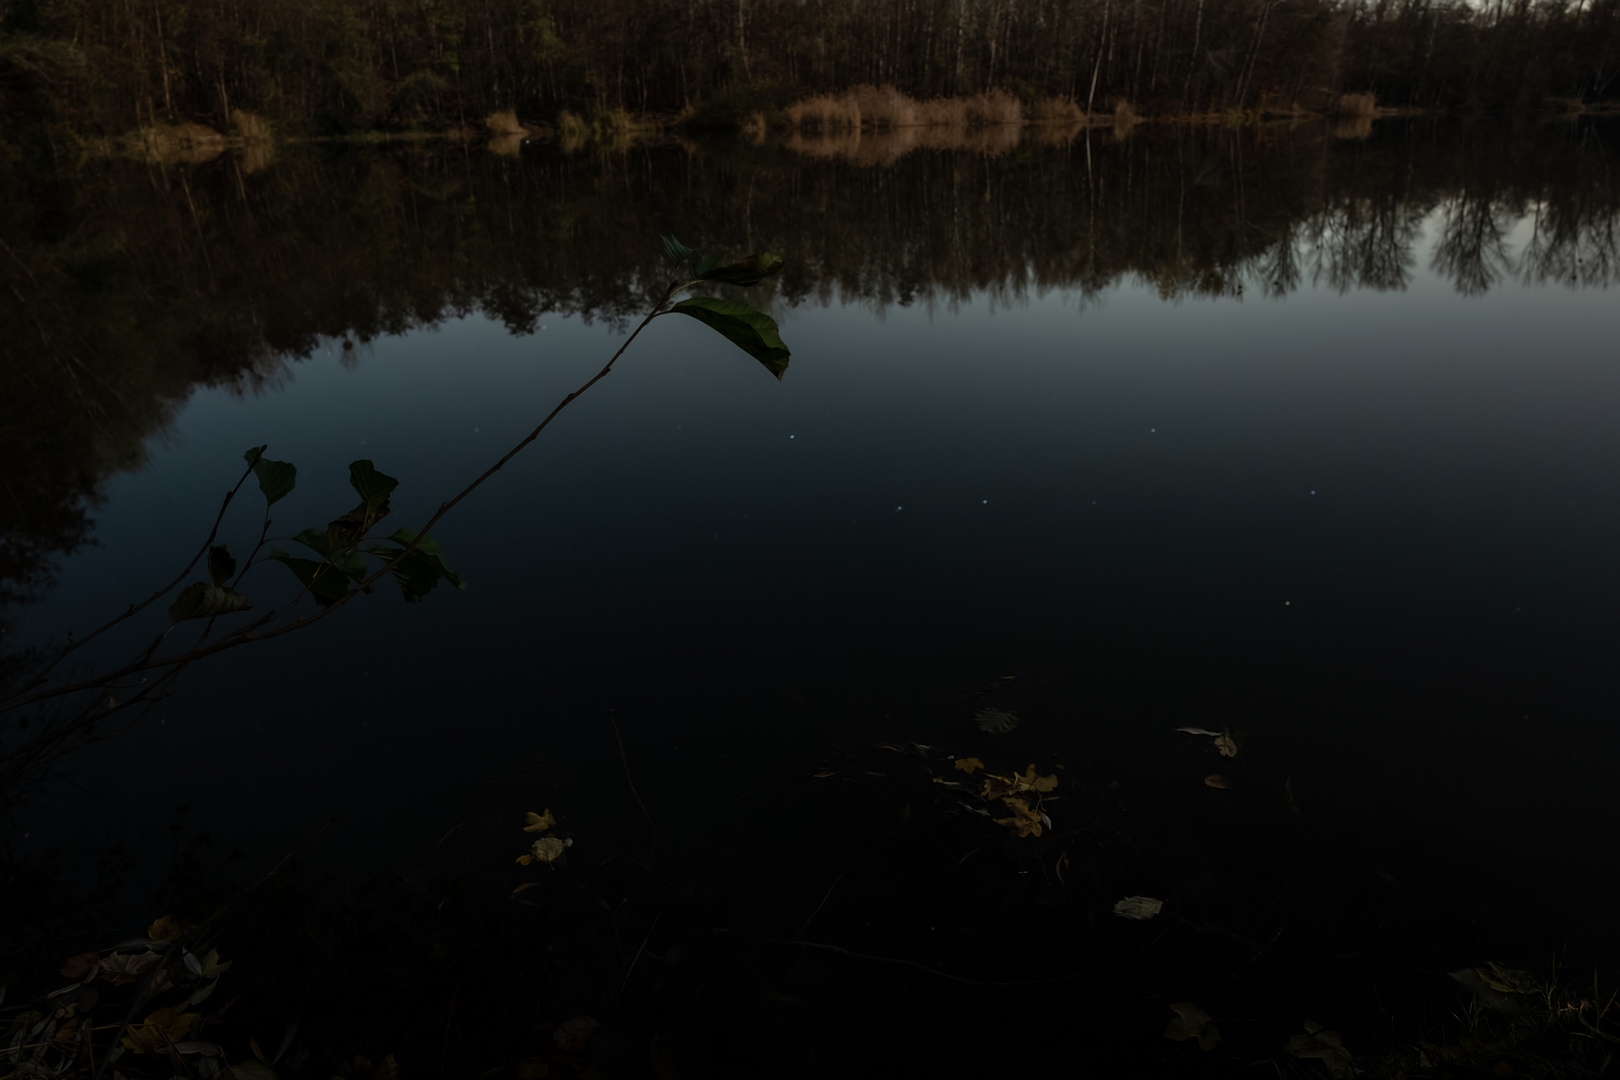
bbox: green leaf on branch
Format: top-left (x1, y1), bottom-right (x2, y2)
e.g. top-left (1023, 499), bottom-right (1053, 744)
top-left (168, 581), bottom-right (252, 623)
top-left (366, 529), bottom-right (467, 602)
top-left (290, 528), bottom-right (368, 580)
top-left (348, 460), bottom-right (398, 515)
top-left (266, 551), bottom-right (352, 608)
top-left (661, 234), bottom-right (698, 268)
top-left (669, 297), bottom-right (791, 380)
top-left (243, 448), bottom-right (296, 506)
top-left (207, 545), bottom-right (236, 586)
top-left (695, 251), bottom-right (785, 287)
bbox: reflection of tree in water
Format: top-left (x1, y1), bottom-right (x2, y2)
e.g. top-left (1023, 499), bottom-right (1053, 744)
top-left (1, 119), bottom-right (1617, 640)
top-left (1431, 192), bottom-right (1518, 296)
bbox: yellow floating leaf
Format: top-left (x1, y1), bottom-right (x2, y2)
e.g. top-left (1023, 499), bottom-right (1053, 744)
top-left (1014, 765), bottom-right (1058, 793)
top-left (1477, 962), bottom-right (1534, 994)
top-left (523, 810), bottom-right (556, 833)
top-left (1214, 732), bottom-right (1239, 758)
top-left (1204, 775), bottom-right (1230, 789)
top-left (993, 797), bottom-right (1044, 838)
top-left (980, 773), bottom-right (1014, 801)
top-left (1165, 1003), bottom-right (1221, 1051)
top-left (201, 948), bottom-right (231, 978)
top-left (954, 757), bottom-right (985, 774)
top-left (121, 1006), bottom-right (197, 1054)
top-left (147, 915), bottom-right (182, 942)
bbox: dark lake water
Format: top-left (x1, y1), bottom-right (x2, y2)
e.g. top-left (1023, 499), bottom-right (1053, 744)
top-left (3, 116), bottom-right (1618, 1070)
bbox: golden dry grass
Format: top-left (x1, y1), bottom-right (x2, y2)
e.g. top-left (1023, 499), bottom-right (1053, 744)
top-left (1331, 93), bottom-right (1377, 117)
top-left (786, 85), bottom-right (1025, 131)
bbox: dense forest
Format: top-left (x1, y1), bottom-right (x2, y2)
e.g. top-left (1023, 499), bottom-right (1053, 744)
top-left (1, 0), bottom-right (1617, 146)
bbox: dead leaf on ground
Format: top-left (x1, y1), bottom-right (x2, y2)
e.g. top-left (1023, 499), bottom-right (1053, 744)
top-left (60, 953), bottom-right (99, 980)
top-left (1214, 732), bottom-right (1239, 757)
top-left (553, 1015), bottom-right (600, 1052)
top-left (974, 708), bottom-right (1019, 733)
top-left (1165, 1003), bottom-right (1221, 1051)
top-left (1286, 1021), bottom-right (1354, 1078)
top-left (523, 810), bottom-right (556, 832)
top-left (121, 1006), bottom-right (197, 1054)
top-left (954, 757), bottom-right (985, 774)
top-left (147, 915), bottom-right (182, 942)
top-left (1204, 775), bottom-right (1230, 789)
top-left (1113, 896), bottom-right (1164, 920)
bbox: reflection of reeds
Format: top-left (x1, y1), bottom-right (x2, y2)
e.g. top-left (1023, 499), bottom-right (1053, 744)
top-left (1332, 116), bottom-right (1374, 139)
top-left (785, 122), bottom-right (1022, 164)
top-left (556, 110), bottom-right (590, 153)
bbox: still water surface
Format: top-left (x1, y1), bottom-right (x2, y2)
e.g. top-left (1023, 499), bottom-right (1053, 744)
top-left (5, 118), bottom-right (1619, 969)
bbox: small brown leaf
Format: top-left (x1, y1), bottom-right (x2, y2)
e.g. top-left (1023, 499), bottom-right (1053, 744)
top-left (1204, 775), bottom-right (1230, 789)
top-left (954, 757), bottom-right (985, 774)
top-left (147, 915), bottom-right (182, 942)
top-left (121, 1007), bottom-right (197, 1054)
top-left (810, 770), bottom-right (836, 778)
top-left (60, 953), bottom-right (99, 980)
top-left (553, 1015), bottom-right (600, 1052)
top-left (1214, 732), bottom-right (1239, 758)
top-left (523, 810), bottom-right (556, 833)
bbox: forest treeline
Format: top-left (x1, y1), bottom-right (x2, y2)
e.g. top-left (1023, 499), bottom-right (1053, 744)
top-left (2, 118), bottom-right (1616, 635)
top-left (1, 0), bottom-right (1618, 151)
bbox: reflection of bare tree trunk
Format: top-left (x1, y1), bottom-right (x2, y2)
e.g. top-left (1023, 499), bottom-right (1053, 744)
top-left (737, 0), bottom-right (751, 80)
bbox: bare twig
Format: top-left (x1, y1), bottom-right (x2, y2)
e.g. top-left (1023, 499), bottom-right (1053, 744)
top-left (609, 708), bottom-right (657, 834)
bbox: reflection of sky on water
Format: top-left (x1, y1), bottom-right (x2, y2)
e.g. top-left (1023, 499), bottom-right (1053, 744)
top-left (12, 206), bottom-right (1620, 941)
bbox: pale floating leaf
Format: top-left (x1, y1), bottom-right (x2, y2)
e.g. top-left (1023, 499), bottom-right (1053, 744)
top-left (523, 809), bottom-right (556, 833)
top-left (1286, 1023), bottom-right (1353, 1078)
top-left (974, 708), bottom-right (1019, 734)
top-left (1204, 775), bottom-right (1230, 789)
top-left (953, 757), bottom-right (985, 774)
top-left (1113, 895), bottom-right (1164, 920)
top-left (1173, 726), bottom-right (1223, 737)
top-left (1214, 732), bottom-right (1239, 757)
top-left (1165, 1003), bottom-right (1221, 1051)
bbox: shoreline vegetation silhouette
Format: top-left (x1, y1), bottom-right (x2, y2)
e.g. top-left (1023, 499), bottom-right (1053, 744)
top-left (2, 0), bottom-right (1618, 163)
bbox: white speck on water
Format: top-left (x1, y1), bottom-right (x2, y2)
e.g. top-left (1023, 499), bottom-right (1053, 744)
top-left (982, 499), bottom-right (988, 504)
top-left (895, 505), bottom-right (903, 512)
top-left (1285, 601), bottom-right (1291, 606)
top-left (1310, 489), bottom-right (1316, 495)
top-left (474, 427), bottom-right (480, 433)
top-left (1151, 428), bottom-right (1156, 432)
top-left (790, 435), bottom-right (795, 439)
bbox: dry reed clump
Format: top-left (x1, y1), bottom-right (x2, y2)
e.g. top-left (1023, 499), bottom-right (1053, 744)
top-left (785, 84), bottom-right (1026, 131)
top-left (1330, 93), bottom-right (1377, 117)
top-left (785, 91), bottom-right (862, 130)
top-left (1112, 98), bottom-right (1138, 123)
top-left (1027, 96), bottom-right (1084, 126)
top-left (964, 89), bottom-right (1022, 126)
top-left (485, 109), bottom-right (526, 135)
top-left (125, 122), bottom-right (227, 163)
top-left (230, 109), bottom-right (272, 142)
